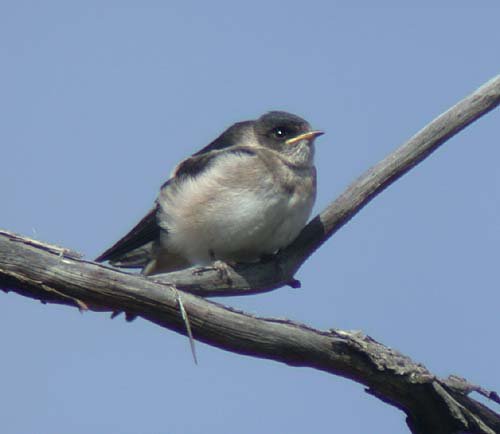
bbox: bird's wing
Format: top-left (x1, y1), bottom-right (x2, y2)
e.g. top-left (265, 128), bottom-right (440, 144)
top-left (95, 205), bottom-right (160, 266)
top-left (191, 121), bottom-right (253, 156)
top-left (95, 152), bottom-right (222, 267)
top-left (165, 146), bottom-right (256, 187)
top-left (97, 146), bottom-right (257, 269)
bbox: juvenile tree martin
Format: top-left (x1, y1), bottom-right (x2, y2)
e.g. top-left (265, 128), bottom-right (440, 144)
top-left (96, 111), bottom-right (323, 275)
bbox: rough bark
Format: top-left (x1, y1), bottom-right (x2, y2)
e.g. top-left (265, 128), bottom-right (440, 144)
top-left (1, 75), bottom-right (500, 434)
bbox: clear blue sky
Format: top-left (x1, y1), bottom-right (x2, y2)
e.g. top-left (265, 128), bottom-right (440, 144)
top-left (1, 2), bottom-right (499, 433)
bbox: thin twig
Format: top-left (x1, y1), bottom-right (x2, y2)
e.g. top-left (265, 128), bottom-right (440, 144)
top-left (172, 286), bottom-right (198, 365)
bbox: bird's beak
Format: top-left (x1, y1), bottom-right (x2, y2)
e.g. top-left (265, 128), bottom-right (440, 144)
top-left (285, 130), bottom-right (324, 145)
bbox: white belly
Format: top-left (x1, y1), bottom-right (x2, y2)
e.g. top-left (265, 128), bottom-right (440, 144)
top-left (158, 151), bottom-right (315, 265)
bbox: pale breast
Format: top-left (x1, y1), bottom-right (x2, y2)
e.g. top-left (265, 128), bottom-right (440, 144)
top-left (157, 149), bottom-right (316, 265)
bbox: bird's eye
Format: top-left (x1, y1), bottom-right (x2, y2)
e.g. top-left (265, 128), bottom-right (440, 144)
top-left (271, 127), bottom-right (289, 139)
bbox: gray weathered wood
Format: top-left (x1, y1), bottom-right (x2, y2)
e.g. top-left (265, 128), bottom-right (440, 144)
top-left (1, 75), bottom-right (500, 433)
top-left (150, 75), bottom-right (500, 297)
top-left (1, 230), bottom-right (499, 434)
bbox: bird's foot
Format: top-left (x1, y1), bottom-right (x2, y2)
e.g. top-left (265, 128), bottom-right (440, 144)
top-left (193, 260), bottom-right (234, 285)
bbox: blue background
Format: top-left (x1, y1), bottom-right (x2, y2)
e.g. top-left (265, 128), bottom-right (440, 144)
top-left (1, 2), bottom-right (499, 433)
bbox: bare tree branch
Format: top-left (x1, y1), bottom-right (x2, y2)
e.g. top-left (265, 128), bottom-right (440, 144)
top-left (1, 75), bottom-right (500, 434)
top-left (153, 75), bottom-right (500, 297)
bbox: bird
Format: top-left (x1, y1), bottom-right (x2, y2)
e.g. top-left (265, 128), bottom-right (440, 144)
top-left (96, 111), bottom-right (323, 276)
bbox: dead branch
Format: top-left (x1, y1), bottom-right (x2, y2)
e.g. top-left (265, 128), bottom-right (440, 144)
top-left (1, 75), bottom-right (500, 434)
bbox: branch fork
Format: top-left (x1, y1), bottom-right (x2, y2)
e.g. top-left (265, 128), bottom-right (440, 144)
top-left (2, 75), bottom-right (500, 434)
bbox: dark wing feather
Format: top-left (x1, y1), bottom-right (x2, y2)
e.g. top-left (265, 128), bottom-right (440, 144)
top-left (192, 120), bottom-right (253, 156)
top-left (98, 118), bottom-right (258, 267)
top-left (160, 119), bottom-right (255, 185)
top-left (95, 205), bottom-right (160, 263)
top-left (173, 152), bottom-right (217, 179)
top-left (164, 146), bottom-right (257, 189)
